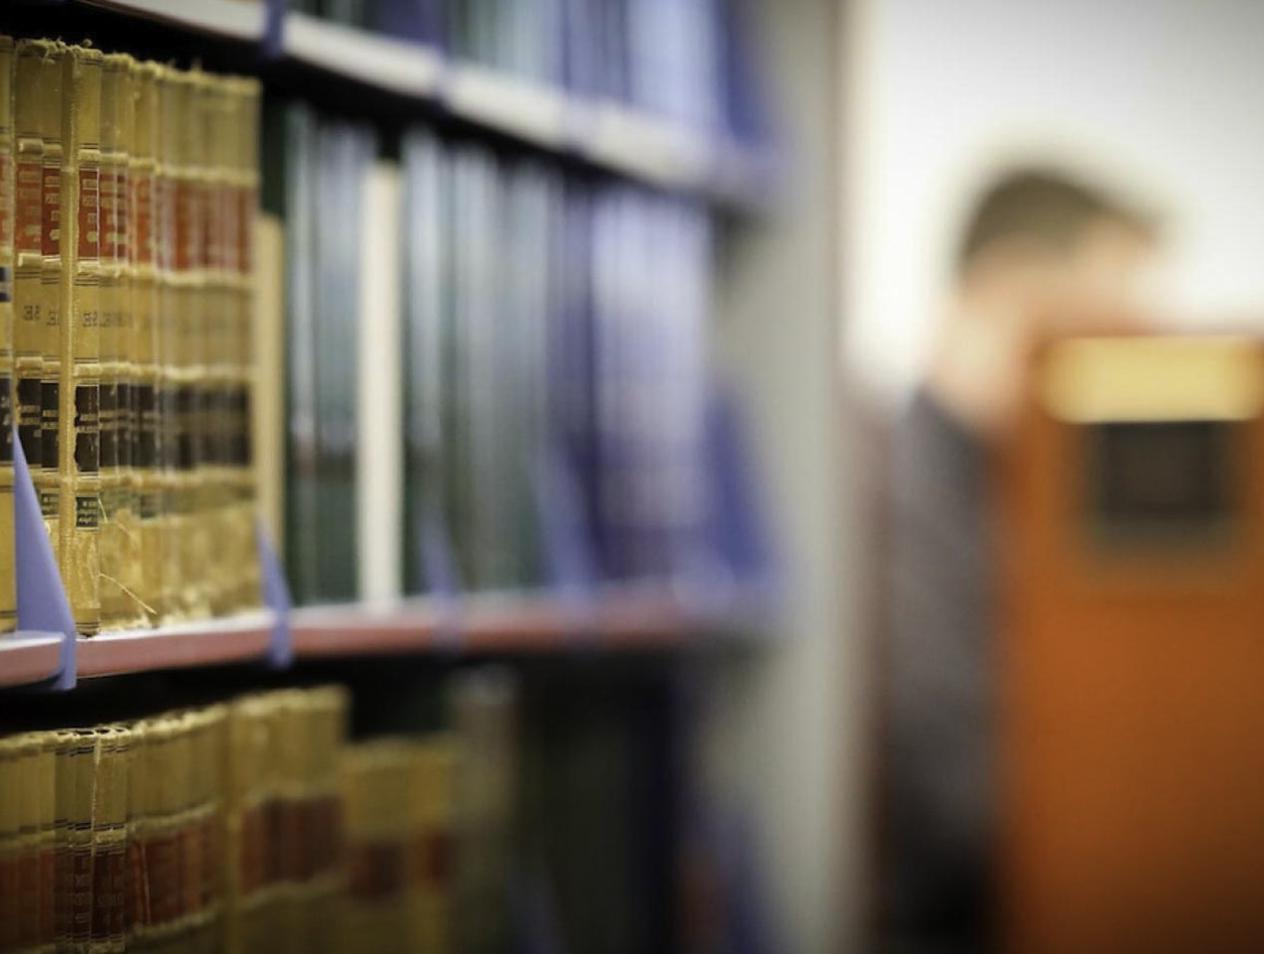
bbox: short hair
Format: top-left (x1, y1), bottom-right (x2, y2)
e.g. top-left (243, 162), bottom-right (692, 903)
top-left (956, 168), bottom-right (1156, 275)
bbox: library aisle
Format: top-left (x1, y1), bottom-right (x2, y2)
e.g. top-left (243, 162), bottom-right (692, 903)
top-left (0, 1), bottom-right (854, 953)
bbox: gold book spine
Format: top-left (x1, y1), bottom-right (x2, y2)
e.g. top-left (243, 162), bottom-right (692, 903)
top-left (52, 730), bottom-right (74, 949)
top-left (224, 692), bottom-right (282, 954)
top-left (130, 61), bottom-right (161, 626)
top-left (202, 78), bottom-right (232, 624)
top-left (199, 706), bottom-right (229, 952)
top-left (410, 736), bottom-right (455, 954)
top-left (13, 42), bottom-right (46, 532)
top-left (89, 727), bottom-right (129, 954)
top-left (155, 66), bottom-right (182, 624)
top-left (230, 78), bottom-right (262, 612)
top-left (35, 734), bottom-right (56, 954)
top-left (179, 70), bottom-right (210, 622)
top-left (14, 734), bottom-right (41, 953)
top-left (339, 740), bottom-right (413, 954)
top-left (0, 35), bottom-right (16, 635)
top-left (59, 45), bottom-right (104, 637)
top-left (37, 43), bottom-right (64, 563)
top-left (0, 737), bottom-right (20, 952)
top-left (130, 715), bottom-right (183, 949)
top-left (123, 719), bottom-right (150, 950)
top-left (113, 56), bottom-right (144, 629)
top-left (67, 729), bottom-right (100, 953)
top-left (98, 55), bottom-right (137, 633)
top-left (304, 687), bottom-right (349, 954)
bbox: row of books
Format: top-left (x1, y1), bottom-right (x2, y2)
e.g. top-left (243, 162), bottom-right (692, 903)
top-left (0, 686), bottom-right (465, 954)
top-left (266, 102), bottom-right (716, 606)
top-left (0, 37), bottom-right (263, 635)
top-left (0, 670), bottom-right (676, 954)
top-left (280, 0), bottom-right (745, 136)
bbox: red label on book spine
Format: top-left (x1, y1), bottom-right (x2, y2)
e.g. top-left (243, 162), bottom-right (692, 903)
top-left (133, 172), bottom-right (153, 267)
top-left (0, 154), bottom-right (14, 250)
top-left (14, 159), bottom-right (41, 254)
top-left (40, 163), bottom-right (60, 257)
top-left (78, 167), bottom-right (100, 261)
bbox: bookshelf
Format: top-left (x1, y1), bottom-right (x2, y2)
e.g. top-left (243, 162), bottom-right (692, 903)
top-left (62, 0), bottom-right (774, 208)
top-left (0, 1), bottom-right (854, 950)
top-left (0, 633), bottom-right (62, 687)
top-left (74, 610), bottom-right (277, 679)
top-left (80, 0), bottom-right (268, 40)
top-left (9, 588), bottom-right (763, 685)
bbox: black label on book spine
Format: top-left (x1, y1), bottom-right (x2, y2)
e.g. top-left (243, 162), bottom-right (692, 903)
top-left (0, 377), bottom-right (12, 465)
top-left (99, 381), bottom-right (118, 469)
top-left (196, 385), bottom-right (214, 466)
top-left (16, 377), bottom-right (40, 466)
top-left (39, 490), bottom-right (57, 520)
top-left (139, 490), bottom-right (159, 521)
top-left (159, 386), bottom-right (178, 470)
top-left (176, 385), bottom-right (194, 471)
top-left (231, 386), bottom-right (250, 467)
top-left (76, 494), bottom-right (99, 530)
top-left (137, 383), bottom-right (157, 470)
top-left (116, 382), bottom-right (132, 470)
top-left (40, 380), bottom-right (58, 470)
top-left (74, 384), bottom-right (100, 476)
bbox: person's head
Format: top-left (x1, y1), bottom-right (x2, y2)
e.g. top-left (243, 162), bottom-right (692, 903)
top-left (953, 167), bottom-right (1159, 335)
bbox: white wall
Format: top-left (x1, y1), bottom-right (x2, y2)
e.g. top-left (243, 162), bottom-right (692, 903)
top-left (845, 0), bottom-right (1264, 403)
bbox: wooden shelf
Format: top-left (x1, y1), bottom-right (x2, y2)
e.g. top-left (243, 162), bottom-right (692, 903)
top-left (291, 585), bottom-right (767, 658)
top-left (76, 610), bottom-right (276, 679)
top-left (80, 0), bottom-right (267, 41)
top-left (0, 633), bottom-right (64, 688)
top-left (0, 587), bottom-right (765, 686)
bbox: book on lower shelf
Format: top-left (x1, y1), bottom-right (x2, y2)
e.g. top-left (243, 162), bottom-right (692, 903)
top-left (0, 670), bottom-right (686, 953)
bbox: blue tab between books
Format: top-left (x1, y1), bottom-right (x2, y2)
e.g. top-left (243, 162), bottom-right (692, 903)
top-left (13, 432), bottom-right (77, 690)
top-left (256, 520), bottom-right (294, 669)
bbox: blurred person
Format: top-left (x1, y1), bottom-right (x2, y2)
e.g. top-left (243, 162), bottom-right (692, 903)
top-left (881, 168), bottom-right (1159, 953)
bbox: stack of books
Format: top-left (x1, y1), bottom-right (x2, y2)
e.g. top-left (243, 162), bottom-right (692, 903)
top-left (0, 36), bottom-right (263, 636)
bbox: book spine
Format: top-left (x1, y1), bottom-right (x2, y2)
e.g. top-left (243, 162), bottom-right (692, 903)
top-left (113, 56), bottom-right (144, 630)
top-left (68, 729), bottom-right (99, 953)
top-left (0, 35), bottom-right (15, 635)
top-left (97, 55), bottom-right (124, 633)
top-left (231, 79), bottom-right (262, 613)
top-left (408, 739), bottom-right (455, 953)
top-left (356, 159), bottom-right (402, 603)
top-left (38, 43), bottom-right (65, 567)
top-left (339, 742), bottom-right (411, 954)
top-left (202, 76), bottom-right (232, 618)
top-left (122, 720), bottom-right (150, 949)
top-left (89, 727), bottom-right (128, 954)
top-left (13, 42), bottom-right (45, 549)
top-left (282, 103), bottom-right (319, 606)
top-left (172, 68), bottom-right (206, 621)
top-left (199, 707), bottom-right (228, 952)
top-left (59, 45), bottom-right (104, 637)
top-left (35, 734), bottom-right (55, 954)
top-left (155, 66), bottom-right (180, 623)
top-left (224, 693), bottom-right (280, 954)
top-left (0, 737), bottom-right (19, 952)
top-left (130, 61), bottom-right (161, 626)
